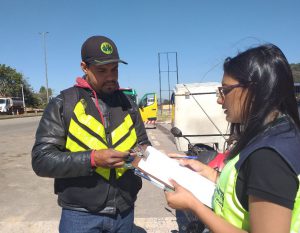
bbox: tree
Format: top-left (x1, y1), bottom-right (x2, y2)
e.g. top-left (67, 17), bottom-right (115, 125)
top-left (291, 63), bottom-right (300, 83)
top-left (38, 86), bottom-right (53, 107)
top-left (0, 64), bottom-right (24, 97)
top-left (0, 64), bottom-right (41, 108)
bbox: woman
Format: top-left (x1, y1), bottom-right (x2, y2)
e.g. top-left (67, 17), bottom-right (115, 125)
top-left (165, 44), bottom-right (300, 233)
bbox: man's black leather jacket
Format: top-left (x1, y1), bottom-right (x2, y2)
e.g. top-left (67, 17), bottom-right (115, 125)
top-left (32, 89), bottom-right (150, 213)
top-left (32, 95), bottom-right (93, 178)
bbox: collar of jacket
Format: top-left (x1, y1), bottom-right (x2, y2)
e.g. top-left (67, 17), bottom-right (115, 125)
top-left (75, 77), bottom-right (119, 101)
top-left (74, 77), bottom-right (105, 124)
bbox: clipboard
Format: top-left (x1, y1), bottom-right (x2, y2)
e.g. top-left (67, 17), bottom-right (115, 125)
top-left (132, 156), bottom-right (174, 192)
top-left (131, 146), bottom-right (216, 208)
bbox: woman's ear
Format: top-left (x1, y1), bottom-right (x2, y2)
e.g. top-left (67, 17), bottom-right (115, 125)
top-left (80, 61), bottom-right (88, 74)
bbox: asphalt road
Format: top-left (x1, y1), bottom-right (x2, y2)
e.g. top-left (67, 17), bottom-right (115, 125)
top-left (0, 117), bottom-right (182, 233)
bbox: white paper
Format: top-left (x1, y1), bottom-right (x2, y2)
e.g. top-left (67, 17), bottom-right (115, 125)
top-left (138, 146), bottom-right (216, 208)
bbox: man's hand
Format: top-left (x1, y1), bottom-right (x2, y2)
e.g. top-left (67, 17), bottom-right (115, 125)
top-left (93, 149), bottom-right (130, 168)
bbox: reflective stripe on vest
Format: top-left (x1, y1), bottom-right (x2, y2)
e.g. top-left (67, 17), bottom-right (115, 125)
top-left (66, 99), bottom-right (138, 180)
top-left (291, 176), bottom-right (300, 233)
top-left (213, 155), bottom-right (300, 232)
top-left (112, 114), bottom-right (137, 178)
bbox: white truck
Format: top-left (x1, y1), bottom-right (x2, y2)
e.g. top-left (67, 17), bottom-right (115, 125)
top-left (171, 82), bottom-right (229, 152)
top-left (0, 97), bottom-right (24, 115)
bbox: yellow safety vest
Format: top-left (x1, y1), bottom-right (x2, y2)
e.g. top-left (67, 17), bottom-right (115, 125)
top-left (65, 99), bottom-right (138, 180)
top-left (213, 155), bottom-right (300, 233)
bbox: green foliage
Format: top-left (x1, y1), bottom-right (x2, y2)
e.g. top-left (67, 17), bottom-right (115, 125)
top-left (0, 64), bottom-right (41, 108)
top-left (0, 64), bottom-right (23, 97)
top-left (291, 63), bottom-right (300, 82)
top-left (39, 86), bottom-right (53, 108)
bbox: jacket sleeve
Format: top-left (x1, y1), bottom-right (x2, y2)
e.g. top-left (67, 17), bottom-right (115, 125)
top-left (31, 96), bottom-right (94, 178)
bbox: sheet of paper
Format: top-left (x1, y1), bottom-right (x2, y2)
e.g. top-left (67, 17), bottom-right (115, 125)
top-left (138, 146), bottom-right (216, 208)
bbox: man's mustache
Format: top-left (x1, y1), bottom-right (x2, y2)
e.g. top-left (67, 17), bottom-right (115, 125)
top-left (104, 81), bottom-right (117, 85)
top-left (104, 81), bottom-right (119, 88)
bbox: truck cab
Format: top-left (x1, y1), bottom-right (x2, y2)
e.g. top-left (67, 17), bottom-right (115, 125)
top-left (0, 97), bottom-right (24, 115)
top-left (0, 98), bottom-right (11, 113)
top-left (119, 88), bottom-right (138, 104)
top-left (120, 88), bottom-right (158, 128)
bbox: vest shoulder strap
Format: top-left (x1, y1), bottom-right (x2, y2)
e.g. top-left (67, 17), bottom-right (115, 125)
top-left (121, 92), bottom-right (139, 117)
top-left (119, 91), bottom-right (139, 123)
top-left (61, 86), bottom-right (80, 130)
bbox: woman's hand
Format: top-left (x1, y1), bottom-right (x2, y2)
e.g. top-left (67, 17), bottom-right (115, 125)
top-left (164, 179), bottom-right (200, 210)
top-left (178, 158), bottom-right (219, 183)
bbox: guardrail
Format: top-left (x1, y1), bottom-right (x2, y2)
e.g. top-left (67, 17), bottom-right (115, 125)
top-left (0, 110), bottom-right (44, 120)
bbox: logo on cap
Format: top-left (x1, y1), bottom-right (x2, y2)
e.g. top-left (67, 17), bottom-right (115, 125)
top-left (100, 42), bottom-right (113, 55)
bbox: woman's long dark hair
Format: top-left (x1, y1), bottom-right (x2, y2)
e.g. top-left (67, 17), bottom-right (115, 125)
top-left (224, 44), bottom-right (300, 158)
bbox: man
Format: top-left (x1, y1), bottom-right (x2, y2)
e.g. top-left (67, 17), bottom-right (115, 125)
top-left (32, 35), bottom-right (150, 233)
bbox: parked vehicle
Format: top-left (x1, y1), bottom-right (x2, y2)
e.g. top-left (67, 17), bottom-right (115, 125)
top-left (0, 97), bottom-right (24, 115)
top-left (120, 88), bottom-right (158, 128)
top-left (119, 88), bottom-right (138, 104)
top-left (138, 93), bottom-right (157, 128)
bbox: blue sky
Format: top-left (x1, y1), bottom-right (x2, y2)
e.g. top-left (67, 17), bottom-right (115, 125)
top-left (0, 0), bottom-right (299, 99)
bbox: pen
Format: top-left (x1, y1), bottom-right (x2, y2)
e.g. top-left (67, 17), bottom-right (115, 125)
top-left (170, 156), bottom-right (198, 159)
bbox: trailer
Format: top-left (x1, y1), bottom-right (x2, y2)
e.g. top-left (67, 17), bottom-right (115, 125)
top-left (171, 82), bottom-right (229, 152)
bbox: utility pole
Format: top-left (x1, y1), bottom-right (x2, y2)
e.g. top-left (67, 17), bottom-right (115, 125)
top-left (20, 84), bottom-right (26, 111)
top-left (39, 32), bottom-right (49, 103)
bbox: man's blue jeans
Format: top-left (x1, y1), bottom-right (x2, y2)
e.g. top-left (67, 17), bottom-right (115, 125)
top-left (59, 208), bottom-right (134, 233)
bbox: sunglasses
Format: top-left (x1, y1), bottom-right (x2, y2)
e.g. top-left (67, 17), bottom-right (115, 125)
top-left (216, 83), bottom-right (246, 99)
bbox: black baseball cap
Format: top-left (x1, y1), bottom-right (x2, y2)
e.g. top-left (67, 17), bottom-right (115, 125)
top-left (81, 36), bottom-right (127, 65)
